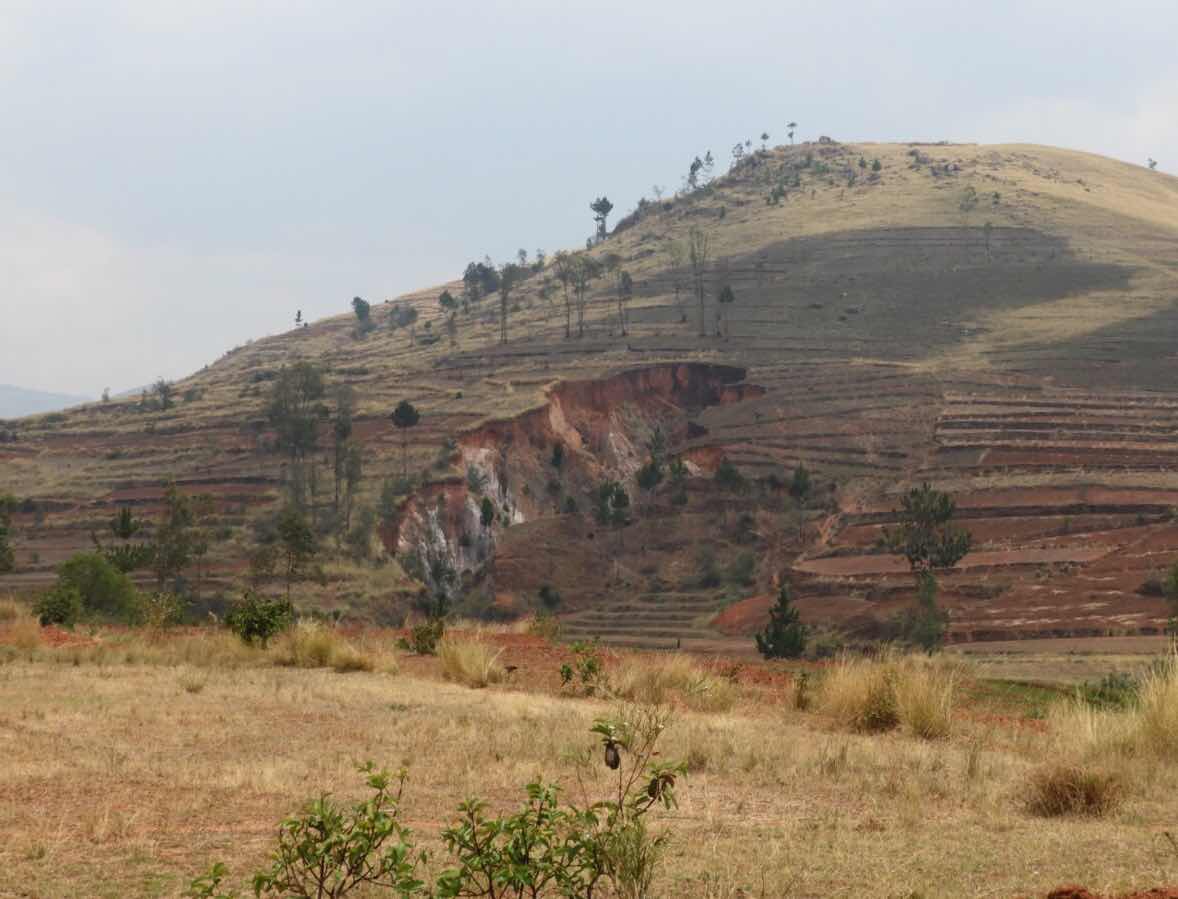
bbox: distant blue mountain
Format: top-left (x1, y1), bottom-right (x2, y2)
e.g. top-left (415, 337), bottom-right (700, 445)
top-left (0, 384), bottom-right (91, 419)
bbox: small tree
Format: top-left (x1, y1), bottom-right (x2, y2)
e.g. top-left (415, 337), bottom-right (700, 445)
top-left (276, 505), bottom-right (317, 599)
top-left (571, 254), bottom-right (601, 338)
top-left (390, 400), bottom-right (421, 479)
top-left (760, 131), bottom-right (769, 151)
top-left (153, 484), bottom-right (195, 590)
top-left (497, 262), bottom-right (524, 344)
top-left (590, 196), bottom-right (614, 241)
top-left (755, 583), bottom-right (807, 659)
top-left (0, 494), bottom-right (16, 574)
top-left (1163, 562), bottom-right (1178, 634)
top-left (663, 241), bottom-right (688, 323)
top-left (788, 464), bottom-right (812, 505)
top-left (438, 290), bottom-right (457, 314)
top-left (595, 481), bottom-right (629, 549)
top-left (786, 121), bottom-right (797, 145)
top-left (716, 284), bottom-right (735, 338)
top-left (882, 483), bottom-right (972, 652)
top-left (153, 378), bottom-right (174, 411)
top-left (1148, 158), bottom-right (1158, 171)
top-left (687, 227), bottom-right (711, 337)
top-left (351, 297), bottom-right (373, 335)
top-left (480, 496), bottom-right (496, 531)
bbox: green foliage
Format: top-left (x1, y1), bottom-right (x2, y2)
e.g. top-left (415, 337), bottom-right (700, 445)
top-left (153, 483), bottom-right (196, 589)
top-left (266, 362), bottom-right (326, 460)
top-left (276, 506), bottom-right (317, 597)
top-left (882, 483), bottom-right (972, 576)
top-left (755, 583), bottom-right (808, 659)
top-left (479, 496), bottom-right (496, 530)
top-left (901, 573), bottom-right (949, 652)
top-left (635, 460), bottom-right (663, 492)
top-left (594, 480), bottom-right (630, 529)
top-left (788, 464), bottom-right (812, 504)
top-left (225, 591), bottom-right (294, 646)
top-left (57, 552), bottom-right (141, 623)
top-left (560, 640), bottom-right (605, 695)
top-left (438, 290), bottom-right (458, 312)
top-left (251, 763), bottom-right (424, 898)
top-left (1078, 672), bottom-right (1140, 710)
top-left (192, 711), bottom-right (684, 899)
top-left (140, 591), bottom-right (187, 630)
top-left (0, 494), bottom-right (15, 574)
top-left (713, 458), bottom-right (748, 494)
top-left (550, 443), bottom-right (565, 469)
top-left (726, 551), bottom-right (756, 586)
top-left (34, 583), bottom-right (83, 627)
top-left (391, 400), bottom-right (421, 477)
top-left (538, 584), bottom-right (562, 611)
top-left (408, 619), bottom-right (444, 655)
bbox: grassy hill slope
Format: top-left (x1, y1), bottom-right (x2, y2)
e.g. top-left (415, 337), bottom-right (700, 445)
top-left (3, 140), bottom-right (1176, 642)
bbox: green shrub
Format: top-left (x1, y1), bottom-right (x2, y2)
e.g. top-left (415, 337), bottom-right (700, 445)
top-left (408, 619), bottom-right (444, 655)
top-left (225, 592), bottom-right (294, 646)
top-left (755, 584), bottom-right (807, 659)
top-left (35, 584), bottom-right (82, 627)
top-left (1078, 672), bottom-right (1139, 710)
top-left (189, 708), bottom-right (686, 899)
top-left (57, 552), bottom-right (140, 623)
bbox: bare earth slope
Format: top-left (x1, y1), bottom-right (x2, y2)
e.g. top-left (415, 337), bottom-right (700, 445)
top-left (3, 140), bottom-right (1177, 643)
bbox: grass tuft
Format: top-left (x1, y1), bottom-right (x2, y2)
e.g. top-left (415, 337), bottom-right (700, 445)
top-left (612, 654), bottom-right (738, 712)
top-left (0, 598), bottom-right (42, 652)
top-left (438, 637), bottom-right (505, 688)
top-left (271, 621), bottom-right (375, 672)
top-left (1024, 763), bottom-right (1124, 817)
top-left (818, 652), bottom-right (959, 738)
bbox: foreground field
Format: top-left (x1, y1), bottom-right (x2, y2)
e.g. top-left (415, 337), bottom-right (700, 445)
top-left (4, 629), bottom-right (1178, 898)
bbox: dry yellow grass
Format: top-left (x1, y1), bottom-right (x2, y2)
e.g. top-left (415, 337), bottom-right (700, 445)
top-left (0, 597), bottom-right (41, 652)
top-left (611, 653), bottom-right (738, 713)
top-left (437, 636), bottom-right (506, 687)
top-left (5, 654), bottom-right (1178, 897)
top-left (818, 652), bottom-right (960, 739)
top-left (270, 620), bottom-right (383, 673)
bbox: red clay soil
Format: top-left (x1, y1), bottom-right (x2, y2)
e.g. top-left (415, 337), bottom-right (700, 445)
top-left (1044, 887), bottom-right (1178, 899)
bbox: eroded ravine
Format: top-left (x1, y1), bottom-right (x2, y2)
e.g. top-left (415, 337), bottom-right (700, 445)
top-left (385, 363), bottom-right (763, 596)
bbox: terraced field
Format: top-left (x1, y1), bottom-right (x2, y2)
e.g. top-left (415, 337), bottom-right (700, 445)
top-left (2, 140), bottom-right (1176, 643)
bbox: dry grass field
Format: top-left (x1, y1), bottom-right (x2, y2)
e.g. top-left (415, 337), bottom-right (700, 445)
top-left (4, 608), bottom-right (1178, 898)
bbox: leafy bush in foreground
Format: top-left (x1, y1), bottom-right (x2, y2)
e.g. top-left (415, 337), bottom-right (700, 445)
top-left (188, 706), bottom-right (685, 899)
top-left (225, 592), bottom-right (294, 646)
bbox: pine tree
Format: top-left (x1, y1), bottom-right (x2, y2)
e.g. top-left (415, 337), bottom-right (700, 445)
top-left (755, 583), bottom-right (808, 659)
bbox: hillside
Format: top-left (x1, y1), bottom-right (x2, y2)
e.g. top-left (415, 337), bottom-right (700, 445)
top-left (3, 139), bottom-right (1177, 644)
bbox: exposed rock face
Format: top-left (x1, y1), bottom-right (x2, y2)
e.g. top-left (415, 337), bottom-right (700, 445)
top-left (387, 363), bottom-right (762, 595)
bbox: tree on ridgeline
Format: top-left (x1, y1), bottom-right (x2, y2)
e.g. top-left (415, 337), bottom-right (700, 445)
top-left (352, 296), bottom-right (374, 335)
top-left (882, 483), bottom-right (972, 652)
top-left (590, 196), bottom-right (614, 242)
top-left (498, 263), bottom-right (524, 344)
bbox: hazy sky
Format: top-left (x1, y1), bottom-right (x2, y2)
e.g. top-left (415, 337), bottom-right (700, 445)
top-left (2, 0), bottom-right (1175, 395)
